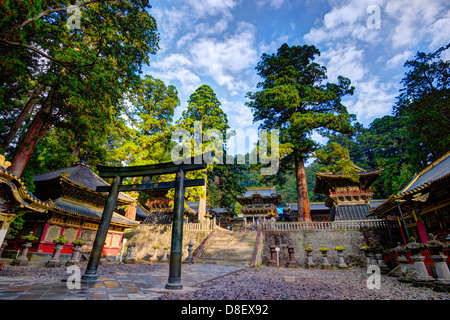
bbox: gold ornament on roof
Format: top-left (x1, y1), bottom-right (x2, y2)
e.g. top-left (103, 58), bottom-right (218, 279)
top-left (0, 155), bottom-right (11, 169)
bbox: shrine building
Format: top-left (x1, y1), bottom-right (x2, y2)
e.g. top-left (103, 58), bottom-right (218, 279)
top-left (235, 187), bottom-right (281, 228)
top-left (313, 165), bottom-right (383, 221)
top-left (368, 150), bottom-right (450, 244)
top-left (0, 159), bottom-right (147, 261)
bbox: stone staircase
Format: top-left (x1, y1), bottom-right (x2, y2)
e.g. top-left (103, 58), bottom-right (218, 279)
top-left (196, 228), bottom-right (257, 267)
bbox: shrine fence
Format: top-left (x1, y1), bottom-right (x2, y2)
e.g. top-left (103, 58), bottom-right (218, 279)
top-left (258, 219), bottom-right (398, 230)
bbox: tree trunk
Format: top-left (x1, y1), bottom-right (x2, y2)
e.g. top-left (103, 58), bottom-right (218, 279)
top-left (9, 101), bottom-right (53, 177)
top-left (294, 155), bottom-right (311, 222)
top-left (1, 84), bottom-right (44, 151)
top-left (198, 183), bottom-right (207, 227)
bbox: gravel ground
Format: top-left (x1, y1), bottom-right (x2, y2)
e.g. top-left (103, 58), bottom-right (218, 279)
top-left (0, 261), bottom-right (449, 300)
top-left (0, 260), bottom-right (161, 282)
top-left (158, 266), bottom-right (450, 300)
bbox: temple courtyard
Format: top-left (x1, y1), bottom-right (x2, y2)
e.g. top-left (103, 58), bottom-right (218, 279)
top-left (0, 261), bottom-right (448, 300)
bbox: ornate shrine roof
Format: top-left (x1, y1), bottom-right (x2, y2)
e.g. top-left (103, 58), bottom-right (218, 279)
top-left (0, 161), bottom-right (140, 227)
top-left (368, 151), bottom-right (450, 218)
top-left (237, 187), bottom-right (281, 206)
top-left (314, 165), bottom-right (382, 195)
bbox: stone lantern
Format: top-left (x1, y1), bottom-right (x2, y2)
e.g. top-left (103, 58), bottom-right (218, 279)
top-left (319, 245), bottom-right (331, 270)
top-left (46, 234), bottom-right (68, 267)
top-left (367, 244), bottom-right (378, 266)
top-left (391, 242), bottom-right (410, 282)
top-left (12, 232), bottom-right (37, 266)
top-left (406, 237), bottom-right (434, 287)
top-left (334, 244), bottom-right (348, 269)
top-left (286, 245), bottom-right (299, 268)
top-left (360, 244), bottom-right (371, 266)
top-left (269, 245), bottom-right (278, 267)
top-left (124, 244), bottom-right (136, 263)
top-left (425, 234), bottom-right (450, 292)
top-left (66, 238), bottom-right (84, 266)
top-left (184, 241), bottom-right (194, 263)
top-left (305, 246), bottom-right (316, 269)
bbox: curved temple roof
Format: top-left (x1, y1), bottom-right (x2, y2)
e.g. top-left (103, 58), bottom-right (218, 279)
top-left (368, 151), bottom-right (450, 218)
top-left (0, 162), bottom-right (139, 227)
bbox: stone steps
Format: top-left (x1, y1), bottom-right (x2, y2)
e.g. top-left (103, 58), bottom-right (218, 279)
top-left (196, 229), bottom-right (257, 267)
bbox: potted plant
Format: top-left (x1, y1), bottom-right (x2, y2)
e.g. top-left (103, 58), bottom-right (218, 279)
top-left (72, 237), bottom-right (84, 246)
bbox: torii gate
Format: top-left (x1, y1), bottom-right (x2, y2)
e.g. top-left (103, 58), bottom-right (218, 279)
top-left (81, 155), bottom-right (207, 290)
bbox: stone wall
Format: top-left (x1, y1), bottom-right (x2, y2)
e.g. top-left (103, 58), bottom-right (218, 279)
top-left (123, 225), bottom-right (211, 262)
top-left (261, 228), bottom-right (394, 268)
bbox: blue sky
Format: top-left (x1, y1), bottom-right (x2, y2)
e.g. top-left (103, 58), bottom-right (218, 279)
top-left (143, 0), bottom-right (450, 148)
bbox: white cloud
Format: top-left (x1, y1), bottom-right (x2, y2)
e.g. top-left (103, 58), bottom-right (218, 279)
top-left (344, 77), bottom-right (397, 124)
top-left (150, 54), bottom-right (202, 98)
top-left (257, 0), bottom-right (290, 9)
top-left (304, 0), bottom-right (385, 45)
top-left (176, 17), bottom-right (231, 49)
top-left (185, 0), bottom-right (240, 17)
top-left (319, 45), bottom-right (367, 83)
top-left (189, 22), bottom-right (259, 94)
top-left (385, 0), bottom-right (448, 48)
top-left (385, 50), bottom-right (413, 69)
top-left (151, 7), bottom-right (187, 50)
top-left (428, 10), bottom-right (450, 50)
top-left (221, 98), bottom-right (255, 130)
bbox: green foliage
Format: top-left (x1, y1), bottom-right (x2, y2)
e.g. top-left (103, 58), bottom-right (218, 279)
top-left (175, 85), bottom-right (247, 214)
top-left (9, 212), bottom-right (25, 237)
top-left (72, 237), bottom-right (85, 245)
top-left (316, 142), bottom-right (359, 182)
top-left (110, 75), bottom-right (180, 167)
top-left (394, 43), bottom-right (450, 170)
top-left (21, 233), bottom-right (38, 242)
top-left (246, 43), bottom-right (355, 217)
top-left (53, 234), bottom-right (69, 244)
top-left (0, 1), bottom-right (160, 176)
top-left (247, 43), bottom-right (355, 159)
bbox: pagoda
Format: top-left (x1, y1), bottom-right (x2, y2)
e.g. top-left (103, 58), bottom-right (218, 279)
top-left (314, 165), bottom-right (382, 221)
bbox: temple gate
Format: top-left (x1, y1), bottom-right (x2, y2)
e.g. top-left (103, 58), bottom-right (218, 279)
top-left (81, 155), bottom-right (207, 290)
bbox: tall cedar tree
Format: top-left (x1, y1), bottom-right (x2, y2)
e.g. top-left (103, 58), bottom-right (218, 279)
top-left (176, 85), bottom-right (246, 215)
top-left (247, 43), bottom-right (355, 221)
top-left (0, 1), bottom-right (159, 177)
top-left (111, 75), bottom-right (180, 166)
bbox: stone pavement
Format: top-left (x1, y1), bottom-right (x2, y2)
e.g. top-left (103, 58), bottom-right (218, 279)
top-left (0, 264), bottom-right (242, 300)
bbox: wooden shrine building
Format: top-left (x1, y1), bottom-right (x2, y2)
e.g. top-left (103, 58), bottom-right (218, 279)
top-left (314, 165), bottom-right (383, 221)
top-left (236, 187), bottom-right (281, 227)
top-left (0, 159), bottom-right (146, 261)
top-left (368, 151), bottom-right (450, 244)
